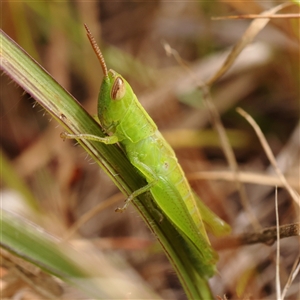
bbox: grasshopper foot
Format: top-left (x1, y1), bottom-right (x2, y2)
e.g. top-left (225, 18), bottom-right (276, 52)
top-left (60, 132), bottom-right (68, 141)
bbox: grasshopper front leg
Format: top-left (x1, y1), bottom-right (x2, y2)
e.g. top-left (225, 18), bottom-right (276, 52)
top-left (60, 132), bottom-right (119, 144)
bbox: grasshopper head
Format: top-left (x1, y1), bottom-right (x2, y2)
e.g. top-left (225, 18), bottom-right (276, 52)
top-left (83, 25), bottom-right (134, 135)
top-left (98, 69), bottom-right (133, 134)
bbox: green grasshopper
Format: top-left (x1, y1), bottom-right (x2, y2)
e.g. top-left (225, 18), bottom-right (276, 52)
top-left (62, 25), bottom-right (230, 277)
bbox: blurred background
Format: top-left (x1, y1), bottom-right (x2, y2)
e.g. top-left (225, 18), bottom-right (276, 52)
top-left (1, 1), bottom-right (299, 299)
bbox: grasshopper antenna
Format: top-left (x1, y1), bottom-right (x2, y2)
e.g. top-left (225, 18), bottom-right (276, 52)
top-left (84, 24), bottom-right (108, 78)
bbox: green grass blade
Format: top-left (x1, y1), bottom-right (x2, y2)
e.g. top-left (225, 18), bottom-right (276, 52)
top-left (0, 28), bottom-right (215, 299)
top-left (1, 210), bottom-right (109, 298)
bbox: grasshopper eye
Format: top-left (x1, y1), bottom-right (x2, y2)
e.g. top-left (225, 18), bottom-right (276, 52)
top-left (111, 77), bottom-right (126, 100)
